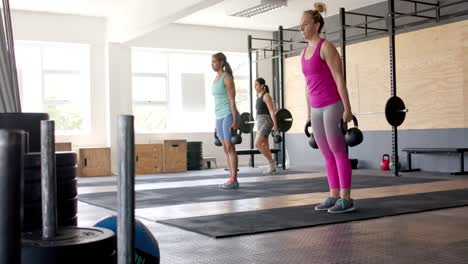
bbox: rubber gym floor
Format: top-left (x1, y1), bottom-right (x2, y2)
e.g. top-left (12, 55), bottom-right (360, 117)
top-left (78, 166), bottom-right (468, 264)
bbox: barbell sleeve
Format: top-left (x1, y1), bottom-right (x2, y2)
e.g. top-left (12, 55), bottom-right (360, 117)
top-left (355, 109), bottom-right (408, 115)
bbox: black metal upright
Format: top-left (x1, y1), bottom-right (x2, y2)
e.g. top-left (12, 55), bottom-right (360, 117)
top-left (339, 8), bottom-right (351, 158)
top-left (118, 115), bottom-right (135, 264)
top-left (387, 0), bottom-right (400, 177)
top-left (0, 130), bottom-right (24, 264)
top-left (339, 8), bottom-right (347, 83)
top-left (248, 35), bottom-right (255, 167)
top-left (278, 26), bottom-right (286, 170)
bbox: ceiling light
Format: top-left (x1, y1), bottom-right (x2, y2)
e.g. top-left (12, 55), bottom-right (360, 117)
top-left (228, 0), bottom-right (287, 18)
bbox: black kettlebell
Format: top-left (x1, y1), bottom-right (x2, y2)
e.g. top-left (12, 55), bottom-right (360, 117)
top-left (271, 131), bottom-right (282, 144)
top-left (341, 115), bottom-right (363, 147)
top-left (304, 120), bottom-right (319, 149)
top-left (214, 130), bottom-right (222, 146)
top-left (231, 129), bottom-right (242, 145)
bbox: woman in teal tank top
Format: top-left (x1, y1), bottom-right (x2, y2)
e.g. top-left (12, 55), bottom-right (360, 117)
top-left (212, 52), bottom-right (240, 189)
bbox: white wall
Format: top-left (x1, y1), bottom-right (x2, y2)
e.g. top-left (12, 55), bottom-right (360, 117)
top-left (107, 0), bottom-right (224, 42)
top-left (12, 10), bottom-right (276, 173)
top-left (110, 23), bottom-right (275, 171)
top-left (12, 10), bottom-right (108, 148)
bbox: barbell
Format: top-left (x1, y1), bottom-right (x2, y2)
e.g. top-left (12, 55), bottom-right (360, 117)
top-left (353, 96), bottom-right (408, 127)
top-left (239, 108), bottom-right (294, 134)
top-left (305, 96), bottom-right (409, 149)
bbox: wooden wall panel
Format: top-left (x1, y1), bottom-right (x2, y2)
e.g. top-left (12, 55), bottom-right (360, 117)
top-left (348, 37), bottom-right (390, 130)
top-left (464, 21), bottom-right (468, 128)
top-left (284, 19), bottom-right (468, 131)
top-left (284, 56), bottom-right (307, 133)
top-left (465, 46), bottom-right (468, 128)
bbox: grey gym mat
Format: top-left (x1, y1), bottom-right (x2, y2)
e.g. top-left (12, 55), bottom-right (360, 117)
top-left (77, 169), bottom-right (310, 187)
top-left (157, 189), bottom-right (468, 238)
top-left (78, 175), bottom-right (447, 210)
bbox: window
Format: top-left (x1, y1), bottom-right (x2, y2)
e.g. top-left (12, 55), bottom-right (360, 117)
top-left (131, 50), bottom-right (169, 132)
top-left (131, 48), bottom-right (253, 133)
top-left (15, 42), bottom-right (91, 134)
top-left (181, 73), bottom-right (206, 112)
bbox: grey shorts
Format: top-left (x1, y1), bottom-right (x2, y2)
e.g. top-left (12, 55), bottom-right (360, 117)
top-left (256, 114), bottom-right (273, 137)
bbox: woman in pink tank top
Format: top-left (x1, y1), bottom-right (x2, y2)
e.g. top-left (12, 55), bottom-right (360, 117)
top-left (301, 2), bottom-right (355, 213)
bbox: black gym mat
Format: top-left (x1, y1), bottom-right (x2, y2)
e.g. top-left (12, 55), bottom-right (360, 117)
top-left (77, 169), bottom-right (311, 187)
top-left (78, 175), bottom-right (447, 211)
top-left (157, 188), bottom-right (468, 238)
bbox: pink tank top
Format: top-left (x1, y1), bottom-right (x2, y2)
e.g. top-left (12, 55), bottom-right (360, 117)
top-left (301, 38), bottom-right (341, 108)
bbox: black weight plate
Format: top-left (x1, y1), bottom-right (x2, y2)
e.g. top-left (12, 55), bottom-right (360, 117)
top-left (61, 215), bottom-right (78, 227)
top-left (239, 112), bottom-right (253, 134)
top-left (385, 96), bottom-right (406, 127)
top-left (24, 151), bottom-right (77, 169)
top-left (188, 167), bottom-right (203, 171)
top-left (23, 216), bottom-right (78, 232)
top-left (23, 196), bottom-right (78, 226)
top-left (276, 109), bottom-right (293, 132)
top-left (24, 178), bottom-right (77, 202)
top-left (0, 112), bottom-right (49, 152)
top-left (21, 227), bottom-right (116, 264)
top-left (24, 165), bottom-right (77, 182)
top-left (187, 161), bottom-right (203, 166)
top-left (186, 145), bottom-right (202, 149)
top-left (187, 149), bottom-right (202, 153)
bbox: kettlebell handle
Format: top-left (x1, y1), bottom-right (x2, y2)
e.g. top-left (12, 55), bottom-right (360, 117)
top-left (382, 154), bottom-right (390, 160)
top-left (340, 115), bottom-right (359, 134)
top-left (304, 120), bottom-right (312, 137)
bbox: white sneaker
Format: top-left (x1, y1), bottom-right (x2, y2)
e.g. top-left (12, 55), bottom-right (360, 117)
top-left (263, 161), bottom-right (277, 174)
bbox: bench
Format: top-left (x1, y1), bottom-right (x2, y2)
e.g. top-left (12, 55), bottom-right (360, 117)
top-left (236, 148), bottom-right (283, 169)
top-left (202, 157), bottom-right (217, 169)
top-left (402, 148), bottom-right (468, 175)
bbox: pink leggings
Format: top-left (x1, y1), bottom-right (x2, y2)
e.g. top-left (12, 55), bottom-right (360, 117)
top-left (311, 101), bottom-right (352, 189)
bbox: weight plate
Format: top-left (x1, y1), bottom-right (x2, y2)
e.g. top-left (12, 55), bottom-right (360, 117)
top-left (23, 196), bottom-right (78, 227)
top-left (385, 96), bottom-right (407, 127)
top-left (239, 112), bottom-right (253, 134)
top-left (276, 109), bottom-right (293, 132)
top-left (24, 151), bottom-right (77, 169)
top-left (22, 227), bottom-right (116, 264)
top-left (24, 165), bottom-right (77, 182)
top-left (24, 178), bottom-right (77, 202)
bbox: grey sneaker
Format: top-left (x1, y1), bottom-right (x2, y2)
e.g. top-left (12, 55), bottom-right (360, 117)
top-left (328, 198), bottom-right (355, 214)
top-left (314, 197), bottom-right (337, 211)
top-left (219, 180), bottom-right (239, 189)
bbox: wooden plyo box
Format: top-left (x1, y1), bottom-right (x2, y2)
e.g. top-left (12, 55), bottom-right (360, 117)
top-left (79, 147), bottom-right (112, 177)
top-left (56, 142), bottom-right (72, 151)
top-left (163, 140), bottom-right (187, 173)
top-left (135, 144), bottom-right (163, 174)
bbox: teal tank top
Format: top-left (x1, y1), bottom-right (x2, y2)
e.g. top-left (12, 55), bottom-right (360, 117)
top-left (212, 72), bottom-right (231, 119)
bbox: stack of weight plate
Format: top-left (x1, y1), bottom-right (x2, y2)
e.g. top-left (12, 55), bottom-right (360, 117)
top-left (23, 151), bottom-right (78, 231)
top-left (187, 141), bottom-right (203, 170)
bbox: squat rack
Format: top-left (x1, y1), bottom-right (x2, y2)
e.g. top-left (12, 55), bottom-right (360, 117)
top-left (247, 0), bottom-right (468, 175)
